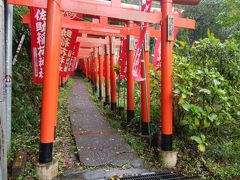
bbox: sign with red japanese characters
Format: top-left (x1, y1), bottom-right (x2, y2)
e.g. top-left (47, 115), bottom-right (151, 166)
top-left (30, 8), bottom-right (47, 84)
top-left (132, 0), bottom-right (152, 82)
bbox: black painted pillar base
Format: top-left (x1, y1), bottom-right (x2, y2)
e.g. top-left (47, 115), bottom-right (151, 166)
top-left (127, 110), bottom-right (134, 122)
top-left (161, 134), bottom-right (173, 151)
top-left (54, 126), bottom-right (56, 140)
top-left (99, 89), bottom-right (102, 100)
top-left (142, 122), bottom-right (150, 135)
top-left (39, 143), bottom-right (53, 164)
top-left (92, 85), bottom-right (97, 93)
top-left (111, 102), bottom-right (117, 111)
top-left (104, 96), bottom-right (110, 106)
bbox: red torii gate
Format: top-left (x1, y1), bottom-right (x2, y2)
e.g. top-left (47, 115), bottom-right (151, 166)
top-left (8, 0), bottom-right (201, 168)
top-left (23, 13), bottom-right (163, 110)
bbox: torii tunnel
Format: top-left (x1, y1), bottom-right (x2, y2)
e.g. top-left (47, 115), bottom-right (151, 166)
top-left (7, 0), bottom-right (201, 165)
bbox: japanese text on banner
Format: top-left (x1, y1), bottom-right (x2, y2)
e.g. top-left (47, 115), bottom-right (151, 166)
top-left (132, 0), bottom-right (152, 82)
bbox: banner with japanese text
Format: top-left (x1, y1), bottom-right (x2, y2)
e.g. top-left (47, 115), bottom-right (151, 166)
top-left (30, 7), bottom-right (79, 84)
top-left (30, 8), bottom-right (47, 84)
top-left (68, 42), bottom-right (80, 76)
top-left (132, 0), bottom-right (152, 82)
top-left (60, 28), bottom-right (78, 76)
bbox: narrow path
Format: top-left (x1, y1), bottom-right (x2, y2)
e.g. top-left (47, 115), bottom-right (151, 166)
top-left (64, 77), bottom-right (146, 179)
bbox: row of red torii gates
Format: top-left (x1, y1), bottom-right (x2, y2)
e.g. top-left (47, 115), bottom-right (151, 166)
top-left (8, 0), bottom-right (201, 164)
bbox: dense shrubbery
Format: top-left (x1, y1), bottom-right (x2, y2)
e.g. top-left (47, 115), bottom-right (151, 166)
top-left (145, 32), bottom-right (240, 152)
top-left (174, 31), bottom-right (239, 148)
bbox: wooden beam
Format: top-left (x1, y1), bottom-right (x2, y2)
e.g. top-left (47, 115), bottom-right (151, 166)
top-left (78, 36), bottom-right (121, 46)
top-left (80, 42), bottom-right (101, 48)
top-left (175, 17), bottom-right (195, 29)
top-left (23, 14), bottom-right (194, 40)
top-left (77, 37), bottom-right (108, 45)
top-left (9, 0), bottom-right (161, 23)
top-left (79, 48), bottom-right (93, 53)
top-left (79, 41), bottom-right (121, 48)
top-left (23, 14), bottom-right (162, 38)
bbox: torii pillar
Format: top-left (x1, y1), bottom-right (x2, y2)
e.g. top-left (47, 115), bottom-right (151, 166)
top-left (161, 0), bottom-right (174, 152)
top-left (104, 41), bottom-right (111, 106)
top-left (98, 46), bottom-right (104, 100)
top-left (127, 21), bottom-right (135, 122)
top-left (93, 48), bottom-right (98, 92)
top-left (38, 2), bottom-right (61, 178)
top-left (141, 32), bottom-right (151, 135)
top-left (110, 37), bottom-right (117, 110)
top-left (160, 0), bottom-right (201, 167)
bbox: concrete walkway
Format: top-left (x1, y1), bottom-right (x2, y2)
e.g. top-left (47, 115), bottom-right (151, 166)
top-left (64, 77), bottom-right (146, 179)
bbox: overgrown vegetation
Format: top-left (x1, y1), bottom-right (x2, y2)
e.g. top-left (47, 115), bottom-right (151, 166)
top-left (9, 52), bottom-right (41, 179)
top-left (10, 56), bottom-right (76, 178)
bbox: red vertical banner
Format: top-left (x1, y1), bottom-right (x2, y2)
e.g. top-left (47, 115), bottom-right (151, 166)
top-left (60, 28), bottom-right (78, 76)
top-left (132, 0), bottom-right (152, 82)
top-left (30, 8), bottom-right (47, 84)
top-left (118, 38), bottom-right (127, 80)
top-left (30, 7), bottom-right (79, 84)
top-left (68, 42), bottom-right (80, 76)
top-left (152, 38), bottom-right (161, 71)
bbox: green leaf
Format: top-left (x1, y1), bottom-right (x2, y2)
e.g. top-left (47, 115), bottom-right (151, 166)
top-left (200, 134), bottom-right (206, 142)
top-left (178, 97), bottom-right (185, 105)
top-left (213, 79), bottom-right (221, 86)
top-left (179, 119), bottom-right (188, 126)
top-left (190, 136), bottom-right (202, 144)
top-left (199, 88), bottom-right (211, 95)
top-left (194, 118), bottom-right (200, 126)
top-left (208, 114), bottom-right (217, 122)
top-left (181, 103), bottom-right (190, 111)
top-left (198, 144), bottom-right (206, 152)
top-left (204, 119), bottom-right (211, 128)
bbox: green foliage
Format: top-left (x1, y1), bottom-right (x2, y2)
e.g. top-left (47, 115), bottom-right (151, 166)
top-left (190, 134), bottom-right (207, 152)
top-left (191, 31), bottom-right (240, 87)
top-left (177, 0), bottom-right (223, 42)
top-left (141, 34), bottom-right (240, 177)
top-left (178, 0), bottom-right (240, 42)
top-left (216, 0), bottom-right (240, 28)
top-left (173, 55), bottom-right (237, 131)
top-left (9, 53), bottom-right (41, 178)
top-left (173, 35), bottom-right (239, 142)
